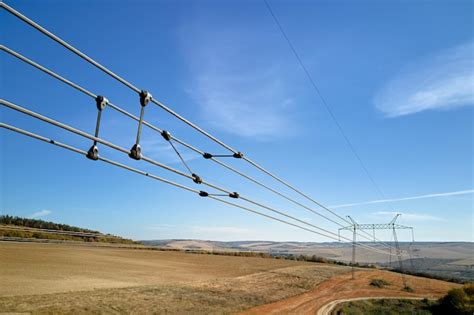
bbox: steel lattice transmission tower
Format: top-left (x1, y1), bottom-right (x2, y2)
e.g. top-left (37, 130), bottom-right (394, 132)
top-left (338, 214), bottom-right (415, 286)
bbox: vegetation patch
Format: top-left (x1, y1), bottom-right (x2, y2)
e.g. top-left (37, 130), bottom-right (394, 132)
top-left (403, 285), bottom-right (414, 292)
top-left (334, 284), bottom-right (474, 315)
top-left (369, 278), bottom-right (390, 288)
top-left (334, 298), bottom-right (435, 315)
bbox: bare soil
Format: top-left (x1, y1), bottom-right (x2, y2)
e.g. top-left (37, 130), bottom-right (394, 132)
top-left (0, 241), bottom-right (347, 314)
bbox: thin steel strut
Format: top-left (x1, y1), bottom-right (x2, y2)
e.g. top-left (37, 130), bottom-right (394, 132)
top-left (129, 90), bottom-right (152, 160)
top-left (347, 216), bottom-right (357, 280)
top-left (392, 226), bottom-right (407, 288)
top-left (0, 3), bottom-right (380, 236)
top-left (86, 95), bottom-right (108, 160)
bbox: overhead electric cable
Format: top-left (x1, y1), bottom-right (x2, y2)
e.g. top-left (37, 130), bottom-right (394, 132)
top-left (1, 3), bottom-right (397, 252)
top-left (0, 45), bottom-right (395, 249)
top-left (0, 99), bottom-right (378, 246)
top-left (263, 0), bottom-right (395, 211)
top-left (0, 2), bottom-right (366, 228)
top-left (0, 122), bottom-right (398, 256)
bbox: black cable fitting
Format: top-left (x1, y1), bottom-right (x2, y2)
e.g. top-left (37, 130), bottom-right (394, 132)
top-left (86, 145), bottom-right (99, 161)
top-left (129, 143), bottom-right (142, 160)
top-left (229, 192), bottom-right (239, 199)
top-left (233, 152), bottom-right (244, 158)
top-left (161, 130), bottom-right (171, 141)
top-left (199, 191), bottom-right (209, 197)
top-left (139, 90), bottom-right (152, 107)
top-left (203, 152), bottom-right (213, 159)
top-left (192, 173), bottom-right (202, 184)
top-left (95, 95), bottom-right (108, 111)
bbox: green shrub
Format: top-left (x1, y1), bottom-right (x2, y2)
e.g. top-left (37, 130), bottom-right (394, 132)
top-left (370, 278), bottom-right (390, 288)
top-left (403, 285), bottom-right (414, 292)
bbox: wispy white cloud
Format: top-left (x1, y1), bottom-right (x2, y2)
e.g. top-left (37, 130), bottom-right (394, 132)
top-left (191, 71), bottom-right (295, 139)
top-left (372, 211), bottom-right (444, 221)
top-left (181, 24), bottom-right (298, 140)
top-left (29, 210), bottom-right (52, 219)
top-left (374, 42), bottom-right (474, 117)
top-left (330, 189), bottom-right (474, 209)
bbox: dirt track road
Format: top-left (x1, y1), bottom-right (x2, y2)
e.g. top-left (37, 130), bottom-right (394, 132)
top-left (243, 269), bottom-right (458, 314)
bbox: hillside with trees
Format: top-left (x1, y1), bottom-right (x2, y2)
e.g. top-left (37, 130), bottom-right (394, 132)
top-left (0, 215), bottom-right (139, 245)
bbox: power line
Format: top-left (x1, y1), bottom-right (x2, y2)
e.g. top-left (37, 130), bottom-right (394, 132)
top-left (1, 99), bottom-right (392, 250)
top-left (0, 1), bottom-right (367, 229)
top-left (0, 45), bottom-right (395, 249)
top-left (1, 2), bottom-right (398, 252)
top-left (0, 122), bottom-right (398, 257)
top-left (263, 0), bottom-right (395, 211)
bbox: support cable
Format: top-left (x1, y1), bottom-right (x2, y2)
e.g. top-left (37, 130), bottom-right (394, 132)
top-left (0, 122), bottom-right (397, 256)
top-left (0, 3), bottom-right (382, 233)
top-left (0, 45), bottom-right (393, 249)
top-left (160, 129), bottom-right (197, 181)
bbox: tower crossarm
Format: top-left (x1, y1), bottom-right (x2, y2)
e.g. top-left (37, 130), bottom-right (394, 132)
top-left (339, 223), bottom-right (412, 230)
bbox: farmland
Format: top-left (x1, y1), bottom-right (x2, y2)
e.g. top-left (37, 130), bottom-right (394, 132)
top-left (0, 241), bottom-right (347, 313)
top-left (0, 241), bottom-right (460, 314)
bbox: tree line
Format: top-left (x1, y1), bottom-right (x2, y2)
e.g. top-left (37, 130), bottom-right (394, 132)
top-left (0, 215), bottom-right (100, 233)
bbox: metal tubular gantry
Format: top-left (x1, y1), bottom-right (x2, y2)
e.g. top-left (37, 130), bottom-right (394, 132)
top-left (339, 213), bottom-right (415, 287)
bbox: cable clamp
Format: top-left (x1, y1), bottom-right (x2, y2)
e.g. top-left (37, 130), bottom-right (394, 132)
top-left (199, 191), bottom-right (209, 197)
top-left (161, 130), bottom-right (171, 141)
top-left (192, 173), bottom-right (202, 184)
top-left (203, 152), bottom-right (213, 159)
top-left (86, 145), bottom-right (99, 160)
top-left (233, 152), bottom-right (244, 158)
top-left (139, 90), bottom-right (152, 107)
top-left (229, 192), bottom-right (239, 199)
top-left (95, 95), bottom-right (108, 111)
top-left (129, 143), bottom-right (142, 160)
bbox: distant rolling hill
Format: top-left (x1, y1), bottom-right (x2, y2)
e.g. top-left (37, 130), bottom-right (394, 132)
top-left (143, 239), bottom-right (474, 282)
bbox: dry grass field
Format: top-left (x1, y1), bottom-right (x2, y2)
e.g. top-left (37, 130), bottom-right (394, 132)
top-left (0, 241), bottom-right (348, 314)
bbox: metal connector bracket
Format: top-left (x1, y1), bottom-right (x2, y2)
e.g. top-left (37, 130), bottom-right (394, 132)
top-left (161, 130), bottom-right (171, 141)
top-left (229, 192), bottom-right (239, 199)
top-left (233, 152), bottom-right (244, 158)
top-left (192, 173), bottom-right (202, 184)
top-left (139, 90), bottom-right (152, 107)
top-left (95, 95), bottom-right (108, 111)
top-left (129, 143), bottom-right (142, 160)
top-left (86, 145), bottom-right (99, 160)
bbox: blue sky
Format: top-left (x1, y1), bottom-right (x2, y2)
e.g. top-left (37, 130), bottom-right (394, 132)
top-left (1, 0), bottom-right (473, 242)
